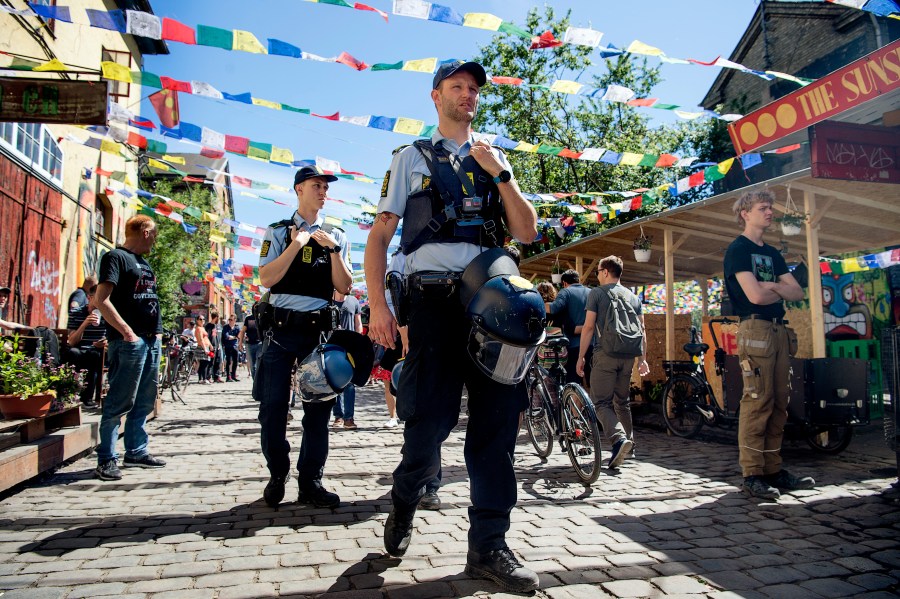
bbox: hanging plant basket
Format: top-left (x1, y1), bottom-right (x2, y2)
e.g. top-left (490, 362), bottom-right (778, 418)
top-left (551, 273), bottom-right (562, 284)
top-left (0, 393), bottom-right (54, 419)
top-left (633, 248), bottom-right (652, 263)
top-left (780, 222), bottom-right (802, 236)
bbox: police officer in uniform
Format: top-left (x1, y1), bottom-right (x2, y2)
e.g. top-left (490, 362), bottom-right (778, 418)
top-left (364, 61), bottom-right (541, 593)
top-left (257, 165), bottom-right (352, 509)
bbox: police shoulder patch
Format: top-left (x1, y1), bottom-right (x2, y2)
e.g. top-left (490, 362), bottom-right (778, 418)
top-left (422, 176), bottom-right (431, 190)
top-left (380, 170), bottom-right (391, 198)
top-left (260, 240), bottom-right (271, 257)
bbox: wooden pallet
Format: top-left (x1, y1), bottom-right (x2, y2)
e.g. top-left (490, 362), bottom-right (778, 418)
top-left (0, 406), bottom-right (82, 444)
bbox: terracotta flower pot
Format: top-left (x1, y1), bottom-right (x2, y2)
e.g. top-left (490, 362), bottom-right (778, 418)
top-left (0, 393), bottom-right (54, 419)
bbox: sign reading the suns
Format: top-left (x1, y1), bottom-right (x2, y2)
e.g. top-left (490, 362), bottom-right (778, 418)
top-left (728, 39), bottom-right (900, 155)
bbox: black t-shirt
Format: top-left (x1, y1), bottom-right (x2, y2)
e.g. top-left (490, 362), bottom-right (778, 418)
top-left (724, 235), bottom-right (789, 319)
top-left (205, 322), bottom-right (221, 350)
top-left (243, 315), bottom-right (260, 345)
top-left (98, 248), bottom-right (162, 340)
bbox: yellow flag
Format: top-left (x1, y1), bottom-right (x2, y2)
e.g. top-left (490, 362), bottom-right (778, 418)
top-left (162, 155), bottom-right (186, 165)
top-left (209, 231), bottom-right (227, 244)
top-left (626, 40), bottom-right (665, 56)
top-left (270, 147), bottom-right (294, 165)
top-left (402, 58), bottom-right (437, 73)
top-left (842, 258), bottom-right (865, 273)
top-left (34, 58), bottom-right (68, 72)
top-left (620, 152), bottom-right (643, 166)
top-left (203, 211), bottom-right (219, 223)
top-left (100, 139), bottom-right (122, 155)
top-left (549, 80), bottom-right (583, 94)
top-left (393, 118), bottom-right (425, 136)
top-left (101, 61), bottom-right (132, 82)
top-left (325, 216), bottom-right (342, 227)
top-left (514, 142), bottom-right (538, 153)
top-left (148, 159), bottom-right (170, 170)
top-left (717, 158), bottom-right (735, 174)
top-left (233, 30), bottom-right (267, 54)
top-left (463, 13), bottom-right (503, 30)
top-left (252, 97), bottom-right (281, 110)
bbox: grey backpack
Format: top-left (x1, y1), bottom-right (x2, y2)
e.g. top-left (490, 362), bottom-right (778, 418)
top-left (596, 288), bottom-right (644, 357)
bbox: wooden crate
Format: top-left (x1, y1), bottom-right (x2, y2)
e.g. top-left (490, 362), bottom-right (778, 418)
top-left (0, 406), bottom-right (82, 444)
top-left (634, 314), bottom-right (692, 386)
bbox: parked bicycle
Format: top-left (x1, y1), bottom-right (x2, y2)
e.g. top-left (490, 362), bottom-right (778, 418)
top-left (661, 317), bottom-right (861, 454)
top-left (159, 329), bottom-right (196, 404)
top-left (522, 334), bottom-right (603, 484)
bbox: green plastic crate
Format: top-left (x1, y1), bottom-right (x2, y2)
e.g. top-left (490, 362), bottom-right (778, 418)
top-left (827, 339), bottom-right (883, 418)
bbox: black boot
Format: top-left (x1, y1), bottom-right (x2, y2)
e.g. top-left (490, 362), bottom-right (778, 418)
top-left (465, 547), bottom-right (540, 593)
top-left (384, 503), bottom-right (416, 557)
top-left (263, 475), bottom-right (287, 507)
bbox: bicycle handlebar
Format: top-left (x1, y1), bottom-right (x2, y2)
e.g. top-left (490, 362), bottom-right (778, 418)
top-left (707, 317), bottom-right (736, 350)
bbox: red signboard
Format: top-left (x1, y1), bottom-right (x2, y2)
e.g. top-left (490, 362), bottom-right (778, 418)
top-left (728, 39), bottom-right (900, 155)
top-left (810, 121), bottom-right (900, 184)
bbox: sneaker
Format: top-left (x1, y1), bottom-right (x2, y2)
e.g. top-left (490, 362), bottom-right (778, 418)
top-left (384, 418), bottom-right (399, 428)
top-left (81, 400), bottom-right (99, 409)
top-left (333, 418), bottom-right (344, 428)
top-left (214, 378), bottom-right (224, 384)
top-left (232, 377), bottom-right (241, 382)
top-left (343, 418), bottom-right (358, 430)
top-left (264, 475), bottom-right (287, 507)
top-left (419, 491), bottom-right (441, 511)
top-left (465, 547), bottom-right (540, 593)
top-left (384, 504), bottom-right (416, 557)
top-left (95, 459), bottom-right (122, 481)
top-left (767, 470), bottom-right (815, 491)
top-left (743, 475), bottom-right (781, 500)
top-left (607, 438), bottom-right (634, 469)
top-left (297, 485), bottom-right (340, 508)
top-left (123, 454), bottom-right (167, 468)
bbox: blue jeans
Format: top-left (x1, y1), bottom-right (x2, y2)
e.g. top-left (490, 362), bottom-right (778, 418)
top-left (97, 337), bottom-right (160, 464)
top-left (247, 343), bottom-right (261, 380)
top-left (332, 384), bottom-right (356, 420)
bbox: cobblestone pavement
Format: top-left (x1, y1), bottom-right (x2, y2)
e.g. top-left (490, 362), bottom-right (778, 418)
top-left (1, 376), bottom-right (898, 598)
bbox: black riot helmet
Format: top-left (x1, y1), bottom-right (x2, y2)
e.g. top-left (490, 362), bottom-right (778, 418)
top-left (460, 248), bottom-right (547, 384)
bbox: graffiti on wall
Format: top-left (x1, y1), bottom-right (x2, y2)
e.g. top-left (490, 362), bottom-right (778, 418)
top-left (27, 249), bottom-right (59, 325)
top-left (822, 269), bottom-right (891, 341)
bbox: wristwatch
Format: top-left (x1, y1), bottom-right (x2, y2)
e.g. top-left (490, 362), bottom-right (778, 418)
top-left (493, 170), bottom-right (512, 184)
top-left (325, 245), bottom-right (342, 254)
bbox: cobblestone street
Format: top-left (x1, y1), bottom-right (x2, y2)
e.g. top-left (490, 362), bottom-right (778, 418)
top-left (0, 378), bottom-right (898, 598)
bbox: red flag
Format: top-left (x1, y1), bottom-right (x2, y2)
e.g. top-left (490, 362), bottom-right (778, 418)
top-left (160, 76), bottom-right (192, 93)
top-left (655, 154), bottom-right (678, 167)
top-left (232, 176), bottom-right (252, 187)
top-left (688, 171), bottom-right (705, 187)
top-left (224, 135), bottom-right (249, 155)
top-left (126, 131), bottom-right (147, 149)
top-left (530, 31), bottom-right (563, 50)
top-left (491, 76), bottom-right (523, 85)
top-left (558, 149), bottom-right (582, 159)
top-left (200, 147), bottom-right (224, 159)
top-left (161, 18), bottom-right (196, 44)
top-left (148, 89), bottom-right (179, 128)
top-left (336, 52), bottom-right (368, 71)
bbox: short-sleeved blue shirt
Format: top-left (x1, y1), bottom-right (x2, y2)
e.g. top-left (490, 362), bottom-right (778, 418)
top-left (259, 211), bottom-right (350, 312)
top-left (377, 131), bottom-right (517, 274)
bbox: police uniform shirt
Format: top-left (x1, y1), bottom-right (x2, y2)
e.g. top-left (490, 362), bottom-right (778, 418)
top-left (259, 211), bottom-right (350, 312)
top-left (379, 131), bottom-right (516, 274)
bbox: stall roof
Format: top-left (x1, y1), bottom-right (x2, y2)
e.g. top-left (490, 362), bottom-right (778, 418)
top-left (519, 170), bottom-right (900, 287)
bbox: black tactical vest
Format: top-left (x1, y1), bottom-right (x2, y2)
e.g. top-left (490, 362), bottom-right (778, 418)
top-left (399, 140), bottom-right (505, 255)
top-left (269, 220), bottom-right (335, 301)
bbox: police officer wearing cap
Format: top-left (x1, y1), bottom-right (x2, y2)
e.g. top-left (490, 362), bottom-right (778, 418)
top-left (364, 60), bottom-right (541, 593)
top-left (256, 165), bottom-right (353, 509)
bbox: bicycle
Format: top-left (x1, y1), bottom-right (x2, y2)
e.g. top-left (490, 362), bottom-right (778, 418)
top-left (522, 334), bottom-right (603, 484)
top-left (159, 330), bottom-right (196, 404)
top-left (661, 317), bottom-right (858, 454)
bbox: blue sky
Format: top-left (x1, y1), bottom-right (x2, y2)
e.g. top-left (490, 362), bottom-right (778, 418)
top-left (141, 0), bottom-right (760, 268)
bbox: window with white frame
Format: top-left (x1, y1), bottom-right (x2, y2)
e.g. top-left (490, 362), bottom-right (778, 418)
top-left (0, 122), bottom-right (64, 187)
top-left (102, 48), bottom-right (132, 102)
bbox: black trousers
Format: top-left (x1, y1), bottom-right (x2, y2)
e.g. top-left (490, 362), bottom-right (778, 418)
top-left (393, 286), bottom-right (526, 553)
top-left (63, 346), bottom-right (103, 402)
top-left (223, 346), bottom-right (239, 379)
top-left (256, 326), bottom-right (334, 490)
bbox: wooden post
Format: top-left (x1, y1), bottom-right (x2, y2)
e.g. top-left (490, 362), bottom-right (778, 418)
top-left (664, 229), bottom-right (675, 360)
top-left (699, 278), bottom-right (709, 317)
top-left (576, 255), bottom-right (584, 282)
top-left (804, 190), bottom-right (826, 358)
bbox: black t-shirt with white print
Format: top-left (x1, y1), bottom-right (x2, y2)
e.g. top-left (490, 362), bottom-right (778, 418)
top-left (98, 247), bottom-right (163, 341)
top-left (724, 235), bottom-right (789, 320)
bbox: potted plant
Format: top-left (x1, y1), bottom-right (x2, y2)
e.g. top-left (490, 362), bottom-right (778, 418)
top-left (633, 231), bottom-right (653, 263)
top-left (47, 363), bottom-right (85, 414)
top-left (776, 211), bottom-right (806, 236)
top-left (551, 259), bottom-right (563, 284)
top-left (0, 336), bottom-right (59, 419)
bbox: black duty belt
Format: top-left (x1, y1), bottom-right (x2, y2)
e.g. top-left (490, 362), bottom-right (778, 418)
top-left (407, 271), bottom-right (460, 290)
top-left (740, 315), bottom-right (789, 325)
top-left (271, 306), bottom-right (334, 332)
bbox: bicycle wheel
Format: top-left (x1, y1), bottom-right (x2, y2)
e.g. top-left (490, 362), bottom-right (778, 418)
top-left (806, 425), bottom-right (853, 454)
top-left (662, 374), bottom-right (704, 438)
top-left (525, 377), bottom-right (553, 458)
top-left (562, 385), bottom-right (602, 485)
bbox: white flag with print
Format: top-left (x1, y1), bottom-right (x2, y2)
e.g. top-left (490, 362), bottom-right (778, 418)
top-left (125, 10), bottom-right (162, 39)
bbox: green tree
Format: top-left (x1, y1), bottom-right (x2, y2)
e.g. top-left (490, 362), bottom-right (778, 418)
top-left (140, 179), bottom-right (214, 329)
top-left (473, 7), bottom-right (714, 254)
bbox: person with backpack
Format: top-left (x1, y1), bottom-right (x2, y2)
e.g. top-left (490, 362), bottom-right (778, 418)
top-left (546, 269), bottom-right (592, 384)
top-left (576, 255), bottom-right (649, 470)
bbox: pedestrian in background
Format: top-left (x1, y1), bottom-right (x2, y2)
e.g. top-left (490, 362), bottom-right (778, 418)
top-left (332, 288), bottom-right (362, 429)
top-left (239, 312), bottom-right (261, 381)
top-left (222, 314), bottom-right (241, 382)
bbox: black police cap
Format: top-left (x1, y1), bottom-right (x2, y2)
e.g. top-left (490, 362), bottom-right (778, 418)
top-left (294, 165), bottom-right (338, 187)
top-left (432, 61), bottom-right (487, 89)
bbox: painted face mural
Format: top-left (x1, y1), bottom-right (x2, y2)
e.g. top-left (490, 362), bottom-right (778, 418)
top-left (822, 274), bottom-right (872, 340)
